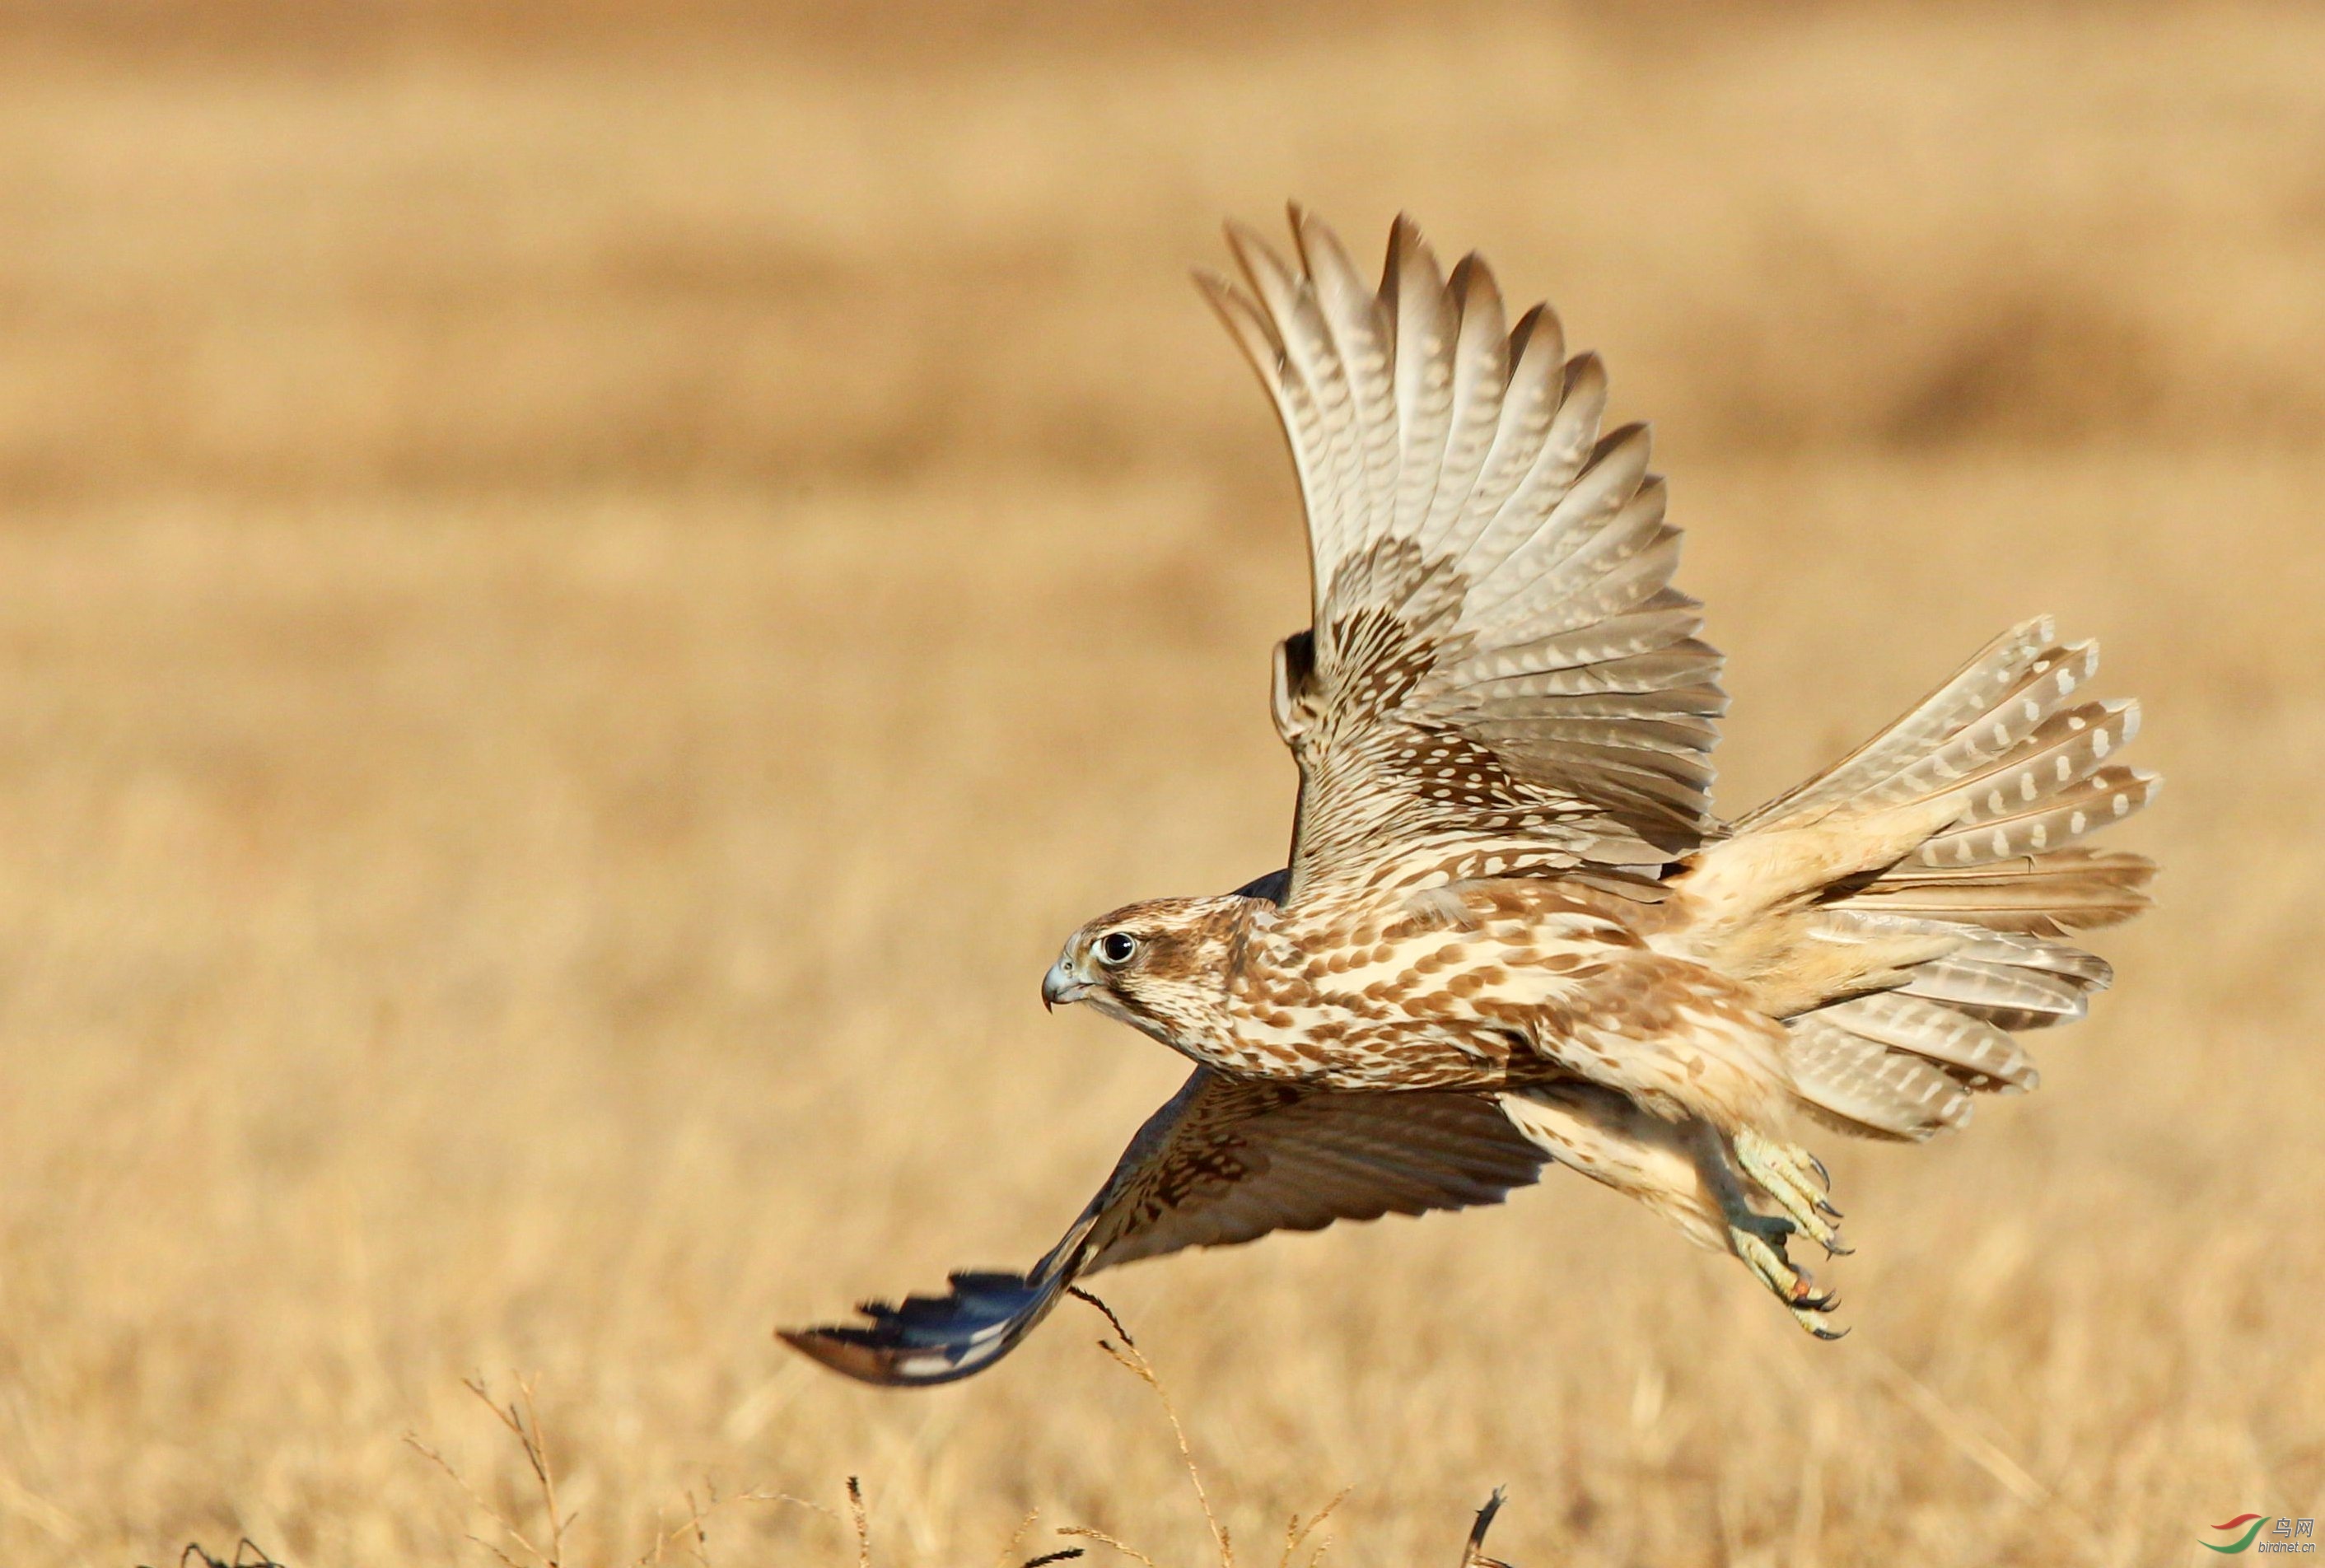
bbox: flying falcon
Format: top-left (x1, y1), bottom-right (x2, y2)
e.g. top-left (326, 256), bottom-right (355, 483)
top-left (782, 210), bottom-right (2156, 1386)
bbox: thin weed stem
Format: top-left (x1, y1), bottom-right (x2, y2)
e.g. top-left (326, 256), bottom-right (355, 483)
top-left (845, 1476), bottom-right (872, 1568)
top-left (1055, 1525), bottom-right (1165, 1568)
top-left (1279, 1488), bottom-right (1350, 1568)
top-left (1069, 1287), bottom-right (1234, 1568)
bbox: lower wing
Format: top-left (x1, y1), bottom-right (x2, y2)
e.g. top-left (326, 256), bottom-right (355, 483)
top-left (780, 1068), bottom-right (1549, 1386)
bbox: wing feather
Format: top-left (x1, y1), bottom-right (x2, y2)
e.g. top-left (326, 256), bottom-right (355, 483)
top-left (1440, 303), bottom-right (1567, 565)
top-left (779, 1068), bottom-right (1547, 1387)
top-left (1384, 217), bottom-right (1461, 547)
top-left (1415, 254), bottom-right (1512, 555)
top-left (1206, 213), bottom-right (1727, 899)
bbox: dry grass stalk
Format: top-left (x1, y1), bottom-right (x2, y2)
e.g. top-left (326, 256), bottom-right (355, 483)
top-left (405, 1378), bottom-right (573, 1568)
top-left (632, 1488), bottom-right (715, 1568)
top-left (633, 1483), bottom-right (802, 1568)
top-left (1459, 1491), bottom-right (1511, 1568)
top-left (1057, 1293), bottom-right (1514, 1568)
top-left (845, 1477), bottom-right (873, 1568)
top-left (997, 1510), bottom-right (1087, 1568)
top-left (417, 1379), bottom-right (814, 1568)
top-left (416, 1377), bottom-right (1112, 1568)
top-left (408, 1321), bottom-right (1516, 1568)
top-left (1277, 1488), bottom-right (1351, 1568)
top-left (1855, 1348), bottom-right (2050, 1510)
top-left (1068, 1288), bottom-right (1235, 1568)
top-left (1054, 1526), bottom-right (1170, 1568)
top-left (993, 1509), bottom-right (1041, 1568)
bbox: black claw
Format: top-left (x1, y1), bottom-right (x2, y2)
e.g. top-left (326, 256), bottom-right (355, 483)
top-left (1808, 1321), bottom-right (1851, 1342)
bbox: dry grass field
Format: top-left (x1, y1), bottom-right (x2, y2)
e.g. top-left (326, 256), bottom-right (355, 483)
top-left (0, 2), bottom-right (2320, 1563)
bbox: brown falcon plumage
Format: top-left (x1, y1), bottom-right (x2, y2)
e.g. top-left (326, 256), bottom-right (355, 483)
top-left (783, 210), bottom-right (2157, 1385)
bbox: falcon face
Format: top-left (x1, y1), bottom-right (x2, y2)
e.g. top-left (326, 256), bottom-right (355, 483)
top-left (1042, 894), bottom-right (1252, 1052)
top-left (782, 209), bottom-right (2157, 1386)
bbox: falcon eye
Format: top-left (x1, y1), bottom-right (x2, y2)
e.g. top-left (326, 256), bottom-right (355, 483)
top-left (1097, 931), bottom-right (1139, 966)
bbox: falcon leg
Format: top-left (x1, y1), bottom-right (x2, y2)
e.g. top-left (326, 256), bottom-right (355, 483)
top-left (1688, 1123), bottom-right (1846, 1340)
top-left (1734, 1127), bottom-right (1849, 1257)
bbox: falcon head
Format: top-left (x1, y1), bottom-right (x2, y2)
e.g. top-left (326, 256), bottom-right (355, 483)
top-left (1042, 895), bottom-right (1250, 1048)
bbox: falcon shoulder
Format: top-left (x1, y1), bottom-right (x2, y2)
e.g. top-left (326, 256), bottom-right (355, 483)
top-left (1200, 209), bottom-right (1727, 903)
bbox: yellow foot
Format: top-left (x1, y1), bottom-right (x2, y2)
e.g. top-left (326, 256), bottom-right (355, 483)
top-left (1735, 1128), bottom-right (1850, 1257)
top-left (1728, 1214), bottom-right (1847, 1340)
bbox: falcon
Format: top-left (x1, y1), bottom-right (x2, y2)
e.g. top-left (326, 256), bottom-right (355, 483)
top-left (782, 210), bottom-right (2156, 1386)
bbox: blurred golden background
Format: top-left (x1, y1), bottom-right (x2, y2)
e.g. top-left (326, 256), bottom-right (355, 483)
top-left (0, 2), bottom-right (2318, 1563)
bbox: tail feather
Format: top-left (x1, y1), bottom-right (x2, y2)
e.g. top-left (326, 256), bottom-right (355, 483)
top-left (1716, 619), bottom-right (2156, 1142)
top-left (1902, 693), bottom-right (2137, 831)
top-left (1811, 643), bottom-right (2112, 820)
top-left (1837, 850), bottom-right (2155, 936)
top-left (1741, 618), bottom-right (2063, 831)
top-left (1786, 1014), bottom-right (1972, 1141)
top-left (1915, 763), bottom-right (2160, 869)
top-left (1817, 992), bottom-right (2038, 1090)
top-left (1893, 951), bottom-right (2093, 1029)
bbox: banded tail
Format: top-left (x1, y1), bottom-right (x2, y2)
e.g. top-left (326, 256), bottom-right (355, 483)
top-left (1684, 618), bottom-right (2158, 1140)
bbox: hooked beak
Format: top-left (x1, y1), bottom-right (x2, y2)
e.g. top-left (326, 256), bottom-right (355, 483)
top-left (1041, 957), bottom-right (1090, 1012)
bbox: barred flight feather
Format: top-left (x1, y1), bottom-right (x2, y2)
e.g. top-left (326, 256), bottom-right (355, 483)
top-left (1741, 618), bottom-right (2058, 830)
top-left (1906, 698), bottom-right (2137, 825)
top-left (1849, 845), bottom-right (2153, 915)
top-left (1816, 992), bottom-right (2038, 1090)
top-left (1917, 767), bottom-right (2162, 867)
top-left (1202, 210), bottom-right (1729, 893)
top-left (1893, 954), bottom-right (2093, 1029)
top-left (1786, 1015), bottom-right (1973, 1141)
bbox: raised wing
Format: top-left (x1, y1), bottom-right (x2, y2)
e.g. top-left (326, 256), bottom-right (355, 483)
top-left (1201, 210), bottom-right (1726, 903)
top-left (780, 1068), bottom-right (1547, 1387)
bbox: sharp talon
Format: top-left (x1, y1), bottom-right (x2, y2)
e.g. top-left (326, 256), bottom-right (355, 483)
top-left (1715, 1131), bottom-right (1852, 1340)
top-left (1735, 1131), bottom-right (1846, 1255)
top-left (1788, 1285), bottom-right (1847, 1337)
